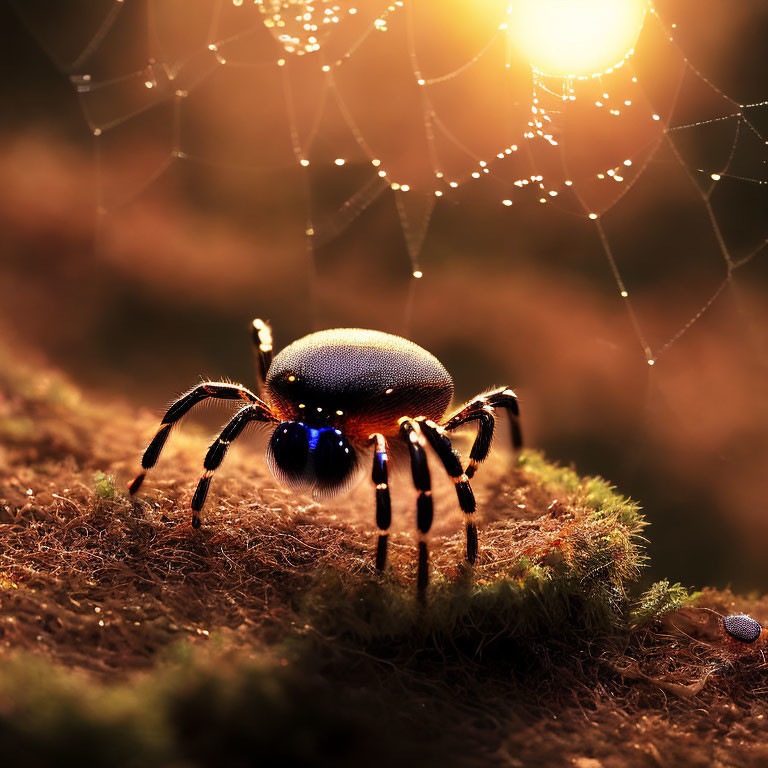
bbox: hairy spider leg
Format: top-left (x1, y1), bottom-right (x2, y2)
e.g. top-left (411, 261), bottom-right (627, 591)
top-left (369, 433), bottom-right (392, 571)
top-left (417, 419), bottom-right (478, 563)
top-left (128, 382), bottom-right (267, 495)
top-left (190, 403), bottom-right (276, 527)
top-left (446, 408), bottom-right (494, 480)
top-left (399, 419), bottom-right (434, 598)
top-left (444, 388), bottom-right (521, 479)
top-left (251, 318), bottom-right (274, 394)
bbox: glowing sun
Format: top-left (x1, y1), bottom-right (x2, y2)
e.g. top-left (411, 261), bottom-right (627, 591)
top-left (510, 0), bottom-right (648, 76)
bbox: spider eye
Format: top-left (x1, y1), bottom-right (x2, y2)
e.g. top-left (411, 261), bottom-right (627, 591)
top-left (313, 429), bottom-right (356, 491)
top-left (268, 422), bottom-right (310, 482)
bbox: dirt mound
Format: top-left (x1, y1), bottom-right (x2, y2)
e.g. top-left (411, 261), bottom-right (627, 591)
top-left (1, 341), bottom-right (767, 767)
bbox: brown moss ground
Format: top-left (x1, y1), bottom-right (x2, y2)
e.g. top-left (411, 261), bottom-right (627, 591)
top-left (1, 339), bottom-right (767, 767)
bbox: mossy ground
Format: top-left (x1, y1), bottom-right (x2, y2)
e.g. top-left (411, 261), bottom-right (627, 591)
top-left (1, 340), bottom-right (767, 767)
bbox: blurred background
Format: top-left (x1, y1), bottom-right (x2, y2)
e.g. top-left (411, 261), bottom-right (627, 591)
top-left (0, 0), bottom-right (766, 590)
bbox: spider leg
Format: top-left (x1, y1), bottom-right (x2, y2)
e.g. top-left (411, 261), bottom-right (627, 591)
top-left (190, 404), bottom-right (276, 527)
top-left (443, 387), bottom-right (521, 479)
top-left (447, 408), bottom-right (495, 480)
top-left (251, 318), bottom-right (274, 393)
top-left (399, 419), bottom-right (433, 597)
top-left (369, 433), bottom-right (392, 571)
top-left (417, 418), bottom-right (478, 564)
top-left (128, 382), bottom-right (268, 495)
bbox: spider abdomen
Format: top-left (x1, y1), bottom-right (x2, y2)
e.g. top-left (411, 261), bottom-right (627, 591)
top-left (265, 328), bottom-right (453, 438)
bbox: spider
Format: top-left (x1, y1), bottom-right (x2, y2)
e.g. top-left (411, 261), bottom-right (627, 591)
top-left (128, 320), bottom-right (522, 592)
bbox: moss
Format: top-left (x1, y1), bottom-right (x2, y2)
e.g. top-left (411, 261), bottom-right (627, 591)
top-left (93, 471), bottom-right (117, 500)
top-left (0, 655), bottom-right (168, 768)
top-left (630, 579), bottom-right (700, 628)
top-left (0, 651), bottom-right (415, 768)
top-left (517, 450), bottom-right (581, 493)
top-left (583, 476), bottom-right (643, 527)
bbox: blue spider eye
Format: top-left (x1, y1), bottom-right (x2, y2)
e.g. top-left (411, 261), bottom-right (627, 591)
top-left (313, 429), bottom-right (356, 490)
top-left (268, 422), bottom-right (309, 480)
top-left (723, 614), bottom-right (763, 643)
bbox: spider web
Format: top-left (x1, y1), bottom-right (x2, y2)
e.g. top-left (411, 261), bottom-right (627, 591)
top-left (11, 0), bottom-right (767, 366)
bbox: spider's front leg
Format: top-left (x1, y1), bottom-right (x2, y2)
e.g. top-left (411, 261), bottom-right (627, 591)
top-left (443, 387), bottom-right (521, 479)
top-left (417, 419), bottom-right (478, 564)
top-left (128, 382), bottom-right (266, 495)
top-left (399, 419), bottom-right (434, 597)
top-left (369, 433), bottom-right (392, 571)
top-left (190, 403), bottom-right (276, 527)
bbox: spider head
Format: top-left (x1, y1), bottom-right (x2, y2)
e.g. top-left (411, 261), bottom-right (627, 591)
top-left (267, 421), bottom-right (360, 498)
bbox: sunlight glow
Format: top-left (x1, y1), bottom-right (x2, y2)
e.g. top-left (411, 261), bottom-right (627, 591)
top-left (510, 0), bottom-right (647, 77)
